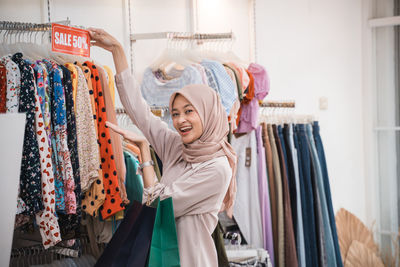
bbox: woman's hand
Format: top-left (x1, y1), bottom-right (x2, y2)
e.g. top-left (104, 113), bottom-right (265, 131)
top-left (88, 28), bottom-right (129, 74)
top-left (88, 28), bottom-right (121, 53)
top-left (106, 121), bottom-right (149, 148)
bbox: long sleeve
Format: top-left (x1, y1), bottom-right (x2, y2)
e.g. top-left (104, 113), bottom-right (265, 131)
top-left (115, 69), bottom-right (180, 164)
top-left (142, 157), bottom-right (231, 219)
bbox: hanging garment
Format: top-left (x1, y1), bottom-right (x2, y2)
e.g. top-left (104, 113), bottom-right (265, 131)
top-left (308, 124), bottom-right (336, 266)
top-left (231, 132), bottom-right (264, 249)
top-left (124, 150), bottom-right (143, 205)
top-left (268, 124), bottom-right (284, 267)
top-left (25, 59), bottom-right (61, 248)
top-left (223, 64), bottom-right (243, 101)
top-left (226, 63), bottom-right (250, 95)
top-left (224, 66), bottom-right (240, 131)
top-left (309, 145), bottom-right (327, 267)
top-left (295, 124), bottom-right (319, 267)
top-left (58, 65), bottom-right (81, 235)
top-left (236, 64), bottom-right (269, 133)
top-left (313, 122), bottom-right (344, 266)
top-left (212, 222), bottom-right (230, 267)
top-left (37, 61), bottom-right (52, 143)
top-left (83, 61), bottom-right (124, 219)
top-left (116, 69), bottom-right (232, 267)
top-left (77, 62), bottom-right (106, 217)
top-left (65, 62), bottom-right (78, 110)
top-left (141, 66), bottom-right (203, 107)
top-left (1, 55), bottom-right (20, 112)
top-left (103, 65), bottom-right (116, 106)
top-left (0, 63), bottom-right (6, 112)
top-left (43, 59), bottom-right (76, 214)
top-left (98, 65), bottom-right (128, 206)
top-left (236, 69), bottom-right (256, 130)
top-left (273, 125), bottom-right (298, 267)
top-left (255, 125), bottom-right (275, 266)
top-left (0, 58), bottom-right (27, 214)
top-left (191, 63), bottom-right (209, 84)
top-left (261, 123), bottom-right (278, 265)
top-left (12, 53), bottom-right (43, 214)
top-left (282, 125), bottom-right (299, 241)
top-left (284, 124), bottom-right (306, 267)
top-left (66, 63), bottom-right (100, 193)
top-left (200, 59), bottom-right (237, 115)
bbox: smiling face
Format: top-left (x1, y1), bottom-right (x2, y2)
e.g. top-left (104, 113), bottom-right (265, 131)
top-left (171, 94), bottom-right (204, 144)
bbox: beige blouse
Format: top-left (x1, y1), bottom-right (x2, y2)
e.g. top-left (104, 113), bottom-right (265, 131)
top-left (115, 69), bottom-right (232, 267)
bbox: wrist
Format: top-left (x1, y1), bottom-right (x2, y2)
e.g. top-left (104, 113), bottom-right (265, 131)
top-left (139, 141), bottom-right (150, 150)
top-left (111, 43), bottom-right (124, 54)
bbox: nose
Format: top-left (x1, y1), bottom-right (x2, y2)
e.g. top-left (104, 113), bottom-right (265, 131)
top-left (177, 114), bottom-right (187, 125)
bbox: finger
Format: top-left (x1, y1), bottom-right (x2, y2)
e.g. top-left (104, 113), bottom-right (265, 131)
top-left (106, 121), bottom-right (126, 136)
top-left (87, 27), bottom-right (102, 35)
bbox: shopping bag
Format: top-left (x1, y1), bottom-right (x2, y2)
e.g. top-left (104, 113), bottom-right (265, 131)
top-left (147, 197), bottom-right (181, 267)
top-left (95, 200), bottom-right (157, 267)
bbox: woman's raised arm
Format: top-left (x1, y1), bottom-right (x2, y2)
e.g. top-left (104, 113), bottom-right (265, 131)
top-left (88, 28), bottom-right (180, 163)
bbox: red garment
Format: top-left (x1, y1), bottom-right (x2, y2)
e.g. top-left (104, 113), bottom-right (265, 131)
top-left (0, 63), bottom-right (7, 112)
top-left (236, 70), bottom-right (255, 127)
top-left (83, 61), bottom-right (124, 219)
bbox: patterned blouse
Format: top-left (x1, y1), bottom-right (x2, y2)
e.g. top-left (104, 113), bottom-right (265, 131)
top-left (37, 61), bottom-right (52, 143)
top-left (1, 55), bottom-right (20, 112)
top-left (0, 63), bottom-right (6, 112)
top-left (0, 63), bottom-right (7, 113)
top-left (58, 65), bottom-right (81, 234)
top-left (12, 53), bottom-right (43, 214)
top-left (25, 60), bottom-right (62, 248)
top-left (43, 59), bottom-right (76, 214)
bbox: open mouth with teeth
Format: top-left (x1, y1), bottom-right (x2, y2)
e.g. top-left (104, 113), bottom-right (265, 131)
top-left (179, 126), bottom-right (193, 136)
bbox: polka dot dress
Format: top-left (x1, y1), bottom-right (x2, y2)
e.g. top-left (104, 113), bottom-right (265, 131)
top-left (75, 62), bottom-right (106, 216)
top-left (83, 61), bottom-right (124, 219)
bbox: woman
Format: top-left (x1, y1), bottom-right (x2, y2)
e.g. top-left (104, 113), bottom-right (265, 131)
top-left (89, 28), bottom-right (237, 267)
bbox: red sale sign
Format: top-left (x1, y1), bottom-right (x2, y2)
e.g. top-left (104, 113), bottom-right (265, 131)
top-left (51, 24), bottom-right (90, 57)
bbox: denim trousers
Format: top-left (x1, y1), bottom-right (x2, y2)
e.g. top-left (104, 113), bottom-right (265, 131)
top-left (295, 124), bottom-right (319, 267)
top-left (313, 122), bottom-right (344, 267)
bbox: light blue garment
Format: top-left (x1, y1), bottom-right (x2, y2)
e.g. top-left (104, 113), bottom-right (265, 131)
top-left (203, 67), bottom-right (218, 91)
top-left (288, 124), bottom-right (306, 267)
top-left (201, 60), bottom-right (237, 115)
top-left (140, 66), bottom-right (203, 107)
top-left (306, 124), bottom-right (337, 267)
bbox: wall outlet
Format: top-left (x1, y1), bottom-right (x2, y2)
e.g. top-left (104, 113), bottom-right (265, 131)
top-left (319, 97), bottom-right (328, 110)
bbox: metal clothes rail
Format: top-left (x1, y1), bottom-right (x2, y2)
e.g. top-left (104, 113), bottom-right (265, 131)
top-left (131, 31), bottom-right (234, 42)
top-left (259, 101), bottom-right (296, 108)
top-left (0, 19), bottom-right (71, 32)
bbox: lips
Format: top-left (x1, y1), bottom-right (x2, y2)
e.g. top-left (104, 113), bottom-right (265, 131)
top-left (179, 125), bottom-right (192, 136)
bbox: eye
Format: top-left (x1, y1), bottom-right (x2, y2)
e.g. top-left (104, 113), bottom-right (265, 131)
top-left (185, 109), bottom-right (193, 114)
top-left (172, 113), bottom-right (179, 118)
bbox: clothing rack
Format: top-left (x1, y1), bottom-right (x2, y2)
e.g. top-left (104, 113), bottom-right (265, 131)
top-left (9, 234), bottom-right (103, 267)
top-left (131, 31), bottom-right (234, 42)
top-left (259, 100), bottom-right (296, 108)
top-left (0, 19), bottom-right (71, 32)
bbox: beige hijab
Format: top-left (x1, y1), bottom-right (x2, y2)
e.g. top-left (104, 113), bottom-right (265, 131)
top-left (169, 84), bottom-right (237, 217)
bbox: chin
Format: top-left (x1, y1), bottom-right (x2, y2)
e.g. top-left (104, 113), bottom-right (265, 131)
top-left (182, 136), bottom-right (196, 144)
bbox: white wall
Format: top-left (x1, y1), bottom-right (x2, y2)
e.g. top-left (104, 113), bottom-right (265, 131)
top-left (0, 0), bottom-right (367, 222)
top-left (256, 0), bottom-right (366, 222)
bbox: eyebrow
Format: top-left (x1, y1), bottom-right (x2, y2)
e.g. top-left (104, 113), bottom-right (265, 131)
top-left (171, 104), bottom-right (193, 112)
